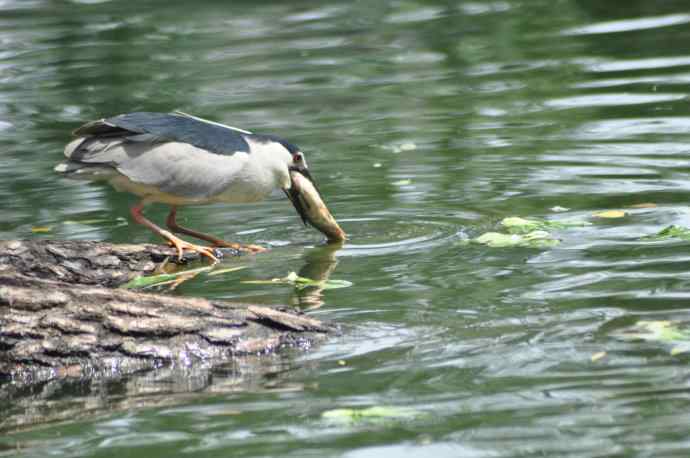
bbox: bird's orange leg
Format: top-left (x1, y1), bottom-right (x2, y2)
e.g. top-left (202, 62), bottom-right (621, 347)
top-left (165, 207), bottom-right (266, 253)
top-left (130, 202), bottom-right (219, 263)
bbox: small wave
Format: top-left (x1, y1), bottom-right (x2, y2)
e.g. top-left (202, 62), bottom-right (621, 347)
top-left (562, 13), bottom-right (690, 36)
top-left (338, 216), bottom-right (460, 257)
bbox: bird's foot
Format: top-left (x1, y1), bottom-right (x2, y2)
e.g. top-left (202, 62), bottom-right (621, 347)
top-left (166, 234), bottom-right (219, 264)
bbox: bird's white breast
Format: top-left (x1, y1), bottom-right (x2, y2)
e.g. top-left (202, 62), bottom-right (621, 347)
top-left (212, 137), bottom-right (292, 203)
top-left (104, 139), bottom-right (291, 206)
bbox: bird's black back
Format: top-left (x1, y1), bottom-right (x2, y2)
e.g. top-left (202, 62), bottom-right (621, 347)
top-left (75, 112), bottom-right (252, 155)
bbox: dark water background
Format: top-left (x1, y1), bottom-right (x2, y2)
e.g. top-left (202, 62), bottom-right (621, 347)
top-left (4, 0), bottom-right (690, 456)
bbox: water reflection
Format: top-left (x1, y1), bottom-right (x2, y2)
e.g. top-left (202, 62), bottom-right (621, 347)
top-left (292, 243), bottom-right (341, 309)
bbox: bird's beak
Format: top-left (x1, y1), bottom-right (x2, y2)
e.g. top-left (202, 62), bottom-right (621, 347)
top-left (285, 166), bottom-right (316, 226)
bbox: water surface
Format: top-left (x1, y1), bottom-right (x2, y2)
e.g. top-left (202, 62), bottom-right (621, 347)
top-left (3, 0), bottom-right (690, 456)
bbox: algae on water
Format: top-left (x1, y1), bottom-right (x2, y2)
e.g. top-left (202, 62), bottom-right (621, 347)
top-left (642, 225), bottom-right (690, 241)
top-left (472, 230), bottom-right (560, 248)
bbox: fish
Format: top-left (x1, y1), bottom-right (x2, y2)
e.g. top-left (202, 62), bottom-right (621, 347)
top-left (288, 170), bottom-right (347, 243)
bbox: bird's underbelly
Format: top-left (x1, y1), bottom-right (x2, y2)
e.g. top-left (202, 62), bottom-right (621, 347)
top-left (109, 173), bottom-right (272, 206)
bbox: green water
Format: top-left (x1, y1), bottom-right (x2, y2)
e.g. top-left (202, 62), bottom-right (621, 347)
top-left (4, 0), bottom-right (690, 456)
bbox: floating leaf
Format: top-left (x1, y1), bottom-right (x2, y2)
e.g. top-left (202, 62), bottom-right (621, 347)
top-left (593, 210), bottom-right (626, 218)
top-left (472, 230), bottom-right (560, 248)
top-left (206, 266), bottom-right (247, 277)
top-left (322, 406), bottom-right (423, 425)
top-left (392, 179), bottom-right (412, 186)
top-left (31, 226), bottom-right (53, 233)
top-left (642, 225), bottom-right (690, 241)
top-left (314, 279), bottom-right (352, 290)
top-left (500, 217), bottom-right (542, 233)
top-left (121, 266), bottom-right (212, 289)
top-left (468, 216), bottom-right (589, 248)
top-left (63, 218), bottom-right (109, 225)
top-left (590, 351), bottom-right (607, 362)
top-left (243, 271), bottom-right (352, 290)
top-left (500, 216), bottom-right (589, 234)
top-left (623, 321), bottom-right (690, 342)
top-left (473, 232), bottom-right (521, 247)
top-left (612, 320), bottom-right (690, 355)
top-left (671, 345), bottom-right (690, 356)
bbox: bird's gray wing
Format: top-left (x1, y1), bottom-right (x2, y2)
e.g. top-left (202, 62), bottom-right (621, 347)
top-left (62, 136), bottom-right (251, 199)
top-left (73, 112), bottom-right (251, 156)
top-left (63, 112), bottom-right (256, 198)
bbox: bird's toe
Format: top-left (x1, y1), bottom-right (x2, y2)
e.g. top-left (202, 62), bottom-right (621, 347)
top-left (168, 236), bottom-right (219, 264)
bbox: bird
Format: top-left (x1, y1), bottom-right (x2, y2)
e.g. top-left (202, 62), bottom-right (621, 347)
top-left (55, 111), bottom-right (323, 263)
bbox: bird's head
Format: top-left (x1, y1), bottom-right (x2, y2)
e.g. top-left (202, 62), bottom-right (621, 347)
top-left (277, 142), bottom-right (346, 243)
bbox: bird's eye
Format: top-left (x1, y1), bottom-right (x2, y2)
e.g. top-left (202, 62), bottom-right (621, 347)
top-left (292, 151), bottom-right (308, 169)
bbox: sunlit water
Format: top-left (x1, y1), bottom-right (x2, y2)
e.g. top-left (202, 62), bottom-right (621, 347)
top-left (3, 0), bottom-right (690, 456)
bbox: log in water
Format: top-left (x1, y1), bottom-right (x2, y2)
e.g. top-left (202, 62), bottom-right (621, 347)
top-left (0, 240), bottom-right (335, 385)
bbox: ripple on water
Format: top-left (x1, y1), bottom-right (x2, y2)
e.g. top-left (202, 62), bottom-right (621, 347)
top-left (545, 93), bottom-right (687, 109)
top-left (562, 13), bottom-right (690, 36)
top-left (568, 117), bottom-right (690, 141)
top-left (579, 55), bottom-right (690, 73)
top-left (338, 216), bottom-right (461, 257)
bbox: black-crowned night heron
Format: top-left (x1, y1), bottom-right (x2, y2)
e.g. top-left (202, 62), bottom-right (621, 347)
top-left (55, 111), bottom-right (342, 263)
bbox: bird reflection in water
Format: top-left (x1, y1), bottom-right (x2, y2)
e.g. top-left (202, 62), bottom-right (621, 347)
top-left (289, 242), bottom-right (343, 310)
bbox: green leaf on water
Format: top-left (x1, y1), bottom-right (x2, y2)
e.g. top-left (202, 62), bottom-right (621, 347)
top-left (500, 217), bottom-right (542, 233)
top-left (619, 321), bottom-right (690, 341)
top-left (321, 406), bottom-right (424, 425)
top-left (63, 218), bottom-right (108, 225)
top-left (31, 226), bottom-right (53, 233)
top-left (206, 266), bottom-right (247, 277)
top-left (121, 266), bottom-right (213, 289)
top-left (613, 320), bottom-right (690, 355)
top-left (243, 271), bottom-right (352, 290)
top-left (500, 216), bottom-right (589, 234)
top-left (472, 230), bottom-right (560, 248)
top-left (670, 345), bottom-right (690, 356)
top-left (590, 351), bottom-right (607, 362)
top-left (642, 225), bottom-right (690, 241)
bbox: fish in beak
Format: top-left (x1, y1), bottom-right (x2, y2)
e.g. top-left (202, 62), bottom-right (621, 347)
top-left (286, 167), bottom-right (316, 225)
top-left (286, 166), bottom-right (346, 243)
